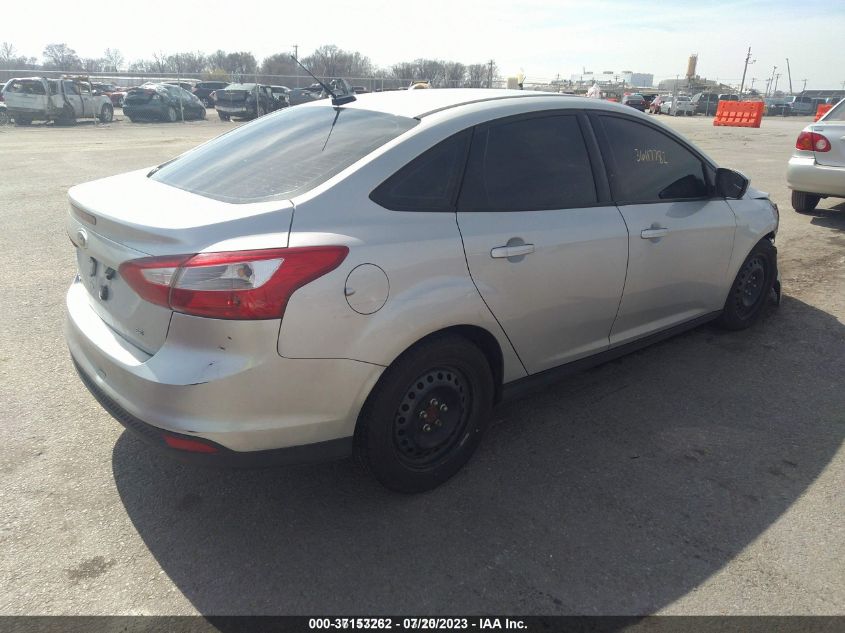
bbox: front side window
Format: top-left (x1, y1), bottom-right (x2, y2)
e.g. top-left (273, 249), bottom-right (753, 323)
top-left (151, 106), bottom-right (418, 203)
top-left (598, 116), bottom-right (708, 202)
top-left (458, 114), bottom-right (598, 212)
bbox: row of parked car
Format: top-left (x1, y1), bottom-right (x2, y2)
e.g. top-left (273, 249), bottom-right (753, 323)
top-left (0, 75), bottom-right (358, 125)
top-left (620, 91), bottom-right (837, 117)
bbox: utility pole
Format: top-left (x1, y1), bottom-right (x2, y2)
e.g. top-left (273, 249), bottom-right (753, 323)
top-left (487, 59), bottom-right (494, 89)
top-left (750, 77), bottom-right (757, 91)
top-left (765, 77), bottom-right (772, 97)
top-left (739, 46), bottom-right (753, 98)
top-left (293, 44), bottom-right (298, 61)
top-left (773, 73), bottom-right (782, 95)
top-left (801, 78), bottom-right (807, 92)
top-left (786, 57), bottom-right (793, 94)
top-left (768, 65), bottom-right (777, 96)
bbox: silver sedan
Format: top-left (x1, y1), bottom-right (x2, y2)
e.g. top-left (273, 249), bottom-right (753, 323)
top-left (787, 98), bottom-right (845, 212)
top-left (65, 90), bottom-right (780, 492)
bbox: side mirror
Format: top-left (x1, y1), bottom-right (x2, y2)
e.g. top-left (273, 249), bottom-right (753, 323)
top-left (715, 167), bottom-right (749, 199)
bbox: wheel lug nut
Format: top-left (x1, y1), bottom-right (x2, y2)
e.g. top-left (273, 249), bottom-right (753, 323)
top-left (419, 411), bottom-right (428, 420)
top-left (435, 419), bottom-right (442, 427)
top-left (429, 398), bottom-right (439, 407)
top-left (423, 423), bottom-right (432, 432)
top-left (440, 404), bottom-right (448, 412)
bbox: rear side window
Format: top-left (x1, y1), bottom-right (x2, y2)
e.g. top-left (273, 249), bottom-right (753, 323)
top-left (370, 131), bottom-right (470, 211)
top-left (597, 116), bottom-right (708, 202)
top-left (151, 106), bottom-right (418, 203)
top-left (458, 115), bottom-right (597, 212)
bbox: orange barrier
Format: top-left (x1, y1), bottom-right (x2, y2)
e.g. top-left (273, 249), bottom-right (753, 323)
top-left (713, 100), bottom-right (764, 128)
top-left (815, 104), bottom-right (833, 121)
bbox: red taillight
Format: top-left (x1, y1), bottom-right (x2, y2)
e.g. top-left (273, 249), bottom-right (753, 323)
top-left (796, 131), bottom-right (831, 152)
top-left (163, 434), bottom-right (219, 453)
top-left (119, 246), bottom-right (348, 320)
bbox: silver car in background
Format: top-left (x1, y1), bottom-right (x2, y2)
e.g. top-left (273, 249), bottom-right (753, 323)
top-left (787, 98), bottom-right (845, 212)
top-left (65, 90), bottom-right (779, 492)
top-left (660, 94), bottom-right (695, 116)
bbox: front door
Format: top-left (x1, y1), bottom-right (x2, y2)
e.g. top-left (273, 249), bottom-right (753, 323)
top-left (593, 114), bottom-right (737, 346)
top-left (456, 113), bottom-right (629, 374)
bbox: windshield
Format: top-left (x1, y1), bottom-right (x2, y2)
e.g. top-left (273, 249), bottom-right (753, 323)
top-left (151, 106), bottom-right (419, 203)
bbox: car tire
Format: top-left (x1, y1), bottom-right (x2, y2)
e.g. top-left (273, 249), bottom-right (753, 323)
top-left (354, 335), bottom-right (494, 493)
top-left (791, 190), bottom-right (820, 213)
top-left (98, 104), bottom-right (114, 123)
top-left (0, 110), bottom-right (9, 125)
top-left (717, 239), bottom-right (777, 331)
top-left (166, 106), bottom-right (178, 122)
top-left (218, 111), bottom-right (230, 121)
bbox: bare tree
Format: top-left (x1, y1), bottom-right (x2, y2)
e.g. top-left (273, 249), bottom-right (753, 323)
top-left (82, 58), bottom-right (104, 73)
top-left (224, 52), bottom-right (258, 78)
top-left (43, 43), bottom-right (82, 70)
top-left (103, 48), bottom-right (124, 72)
top-left (1, 42), bottom-right (16, 63)
top-left (466, 63), bottom-right (495, 88)
top-left (444, 62), bottom-right (466, 88)
top-left (303, 45), bottom-right (374, 78)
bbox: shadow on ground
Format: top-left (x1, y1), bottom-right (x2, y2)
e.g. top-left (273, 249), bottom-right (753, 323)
top-left (113, 296), bottom-right (845, 616)
top-left (807, 201), bottom-right (845, 231)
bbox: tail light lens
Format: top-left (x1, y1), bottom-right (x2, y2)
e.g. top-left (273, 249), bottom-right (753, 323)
top-left (796, 131), bottom-right (831, 152)
top-left (119, 246), bottom-right (348, 320)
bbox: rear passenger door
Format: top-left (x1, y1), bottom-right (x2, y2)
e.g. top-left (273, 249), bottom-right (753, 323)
top-left (593, 114), bottom-right (736, 346)
top-left (456, 113), bottom-right (629, 374)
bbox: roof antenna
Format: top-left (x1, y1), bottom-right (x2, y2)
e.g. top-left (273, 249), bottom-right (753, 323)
top-left (290, 55), bottom-right (356, 106)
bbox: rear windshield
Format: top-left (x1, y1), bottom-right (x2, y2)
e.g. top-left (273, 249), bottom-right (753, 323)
top-left (824, 100), bottom-right (845, 121)
top-left (6, 79), bottom-right (47, 95)
top-left (150, 106), bottom-right (419, 203)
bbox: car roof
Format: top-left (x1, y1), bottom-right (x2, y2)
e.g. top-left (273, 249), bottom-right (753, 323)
top-left (338, 88), bottom-right (581, 118)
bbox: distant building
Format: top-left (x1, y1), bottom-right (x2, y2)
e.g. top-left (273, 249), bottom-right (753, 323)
top-left (570, 71), bottom-right (653, 87)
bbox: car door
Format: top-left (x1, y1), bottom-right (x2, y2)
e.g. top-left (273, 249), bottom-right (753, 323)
top-left (62, 80), bottom-right (83, 116)
top-left (79, 82), bottom-right (97, 117)
top-left (592, 114), bottom-right (737, 346)
top-left (456, 112), bottom-right (629, 374)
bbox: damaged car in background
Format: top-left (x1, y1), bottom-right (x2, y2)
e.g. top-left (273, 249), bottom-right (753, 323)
top-left (214, 83), bottom-right (282, 121)
top-left (3, 76), bottom-right (114, 125)
top-left (123, 83), bottom-right (207, 123)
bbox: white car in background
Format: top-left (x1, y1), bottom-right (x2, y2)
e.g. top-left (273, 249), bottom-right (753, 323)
top-left (660, 95), bottom-right (695, 116)
top-left (787, 98), bottom-right (845, 212)
top-left (65, 90), bottom-right (780, 492)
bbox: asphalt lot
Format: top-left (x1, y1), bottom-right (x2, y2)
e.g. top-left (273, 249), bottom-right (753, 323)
top-left (0, 109), bottom-right (843, 616)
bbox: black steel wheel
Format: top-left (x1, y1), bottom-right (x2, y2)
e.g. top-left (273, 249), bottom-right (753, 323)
top-left (392, 366), bottom-right (471, 468)
top-left (355, 335), bottom-right (494, 493)
top-left (717, 239), bottom-right (777, 330)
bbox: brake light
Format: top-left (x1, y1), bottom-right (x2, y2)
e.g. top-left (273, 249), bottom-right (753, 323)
top-left (119, 247), bottom-right (348, 320)
top-left (796, 131), bottom-right (831, 152)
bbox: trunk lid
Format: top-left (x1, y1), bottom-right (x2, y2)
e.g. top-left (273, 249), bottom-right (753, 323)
top-left (812, 123), bottom-right (845, 168)
top-left (67, 169), bottom-right (294, 354)
top-left (215, 89), bottom-right (250, 106)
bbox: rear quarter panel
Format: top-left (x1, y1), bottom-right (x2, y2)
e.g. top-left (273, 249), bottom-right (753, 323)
top-left (276, 115), bottom-right (529, 383)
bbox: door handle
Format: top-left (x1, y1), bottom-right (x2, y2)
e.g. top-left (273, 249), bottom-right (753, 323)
top-left (491, 243), bottom-right (535, 258)
top-left (640, 227), bottom-right (668, 240)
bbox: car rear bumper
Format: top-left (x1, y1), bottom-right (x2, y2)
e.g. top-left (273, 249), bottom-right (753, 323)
top-left (787, 156), bottom-right (845, 197)
top-left (216, 105), bottom-right (255, 116)
top-left (65, 279), bottom-right (383, 456)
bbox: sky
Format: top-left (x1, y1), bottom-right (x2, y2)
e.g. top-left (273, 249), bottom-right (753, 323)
top-left (5, 0), bottom-right (845, 89)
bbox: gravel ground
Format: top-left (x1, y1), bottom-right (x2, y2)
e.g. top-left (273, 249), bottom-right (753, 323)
top-left (0, 109), bottom-right (842, 616)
